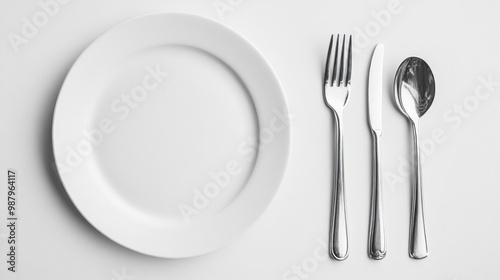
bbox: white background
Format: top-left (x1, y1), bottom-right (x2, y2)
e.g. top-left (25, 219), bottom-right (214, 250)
top-left (1, 0), bottom-right (500, 279)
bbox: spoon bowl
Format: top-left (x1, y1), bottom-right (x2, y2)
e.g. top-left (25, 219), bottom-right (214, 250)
top-left (395, 57), bottom-right (435, 120)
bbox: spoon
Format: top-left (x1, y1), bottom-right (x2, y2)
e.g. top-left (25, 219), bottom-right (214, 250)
top-left (394, 57), bottom-right (435, 259)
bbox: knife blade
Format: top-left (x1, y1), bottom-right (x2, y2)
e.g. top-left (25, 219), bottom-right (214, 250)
top-left (369, 44), bottom-right (384, 134)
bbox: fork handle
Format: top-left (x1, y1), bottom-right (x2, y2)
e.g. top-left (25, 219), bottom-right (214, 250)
top-left (329, 112), bottom-right (349, 260)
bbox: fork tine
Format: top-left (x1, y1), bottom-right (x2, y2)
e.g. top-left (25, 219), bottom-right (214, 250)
top-left (324, 35), bottom-right (333, 86)
top-left (346, 35), bottom-right (352, 85)
top-left (339, 35), bottom-right (346, 86)
top-left (332, 35), bottom-right (340, 87)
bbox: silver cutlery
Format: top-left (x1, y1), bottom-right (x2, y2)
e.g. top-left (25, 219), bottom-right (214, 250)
top-left (394, 57), bottom-right (435, 259)
top-left (323, 34), bottom-right (352, 261)
top-left (367, 44), bottom-right (386, 260)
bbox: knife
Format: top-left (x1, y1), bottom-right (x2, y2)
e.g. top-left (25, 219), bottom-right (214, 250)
top-left (368, 44), bottom-right (386, 260)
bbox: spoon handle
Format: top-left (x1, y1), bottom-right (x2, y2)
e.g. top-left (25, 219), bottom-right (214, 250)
top-left (409, 121), bottom-right (428, 259)
top-left (368, 131), bottom-right (386, 260)
top-left (329, 112), bottom-right (349, 260)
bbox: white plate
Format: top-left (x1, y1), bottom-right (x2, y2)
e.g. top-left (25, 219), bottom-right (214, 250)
top-left (52, 13), bottom-right (290, 258)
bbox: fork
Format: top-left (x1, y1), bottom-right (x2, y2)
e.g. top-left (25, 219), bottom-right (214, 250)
top-left (323, 34), bottom-right (352, 261)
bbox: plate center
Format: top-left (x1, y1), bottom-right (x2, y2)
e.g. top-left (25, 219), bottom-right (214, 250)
top-left (90, 45), bottom-right (258, 226)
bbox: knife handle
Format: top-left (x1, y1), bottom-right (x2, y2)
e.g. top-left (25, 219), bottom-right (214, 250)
top-left (368, 131), bottom-right (386, 260)
top-left (329, 112), bottom-right (349, 260)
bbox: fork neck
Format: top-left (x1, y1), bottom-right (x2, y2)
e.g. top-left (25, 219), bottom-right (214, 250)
top-left (332, 109), bottom-right (344, 124)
